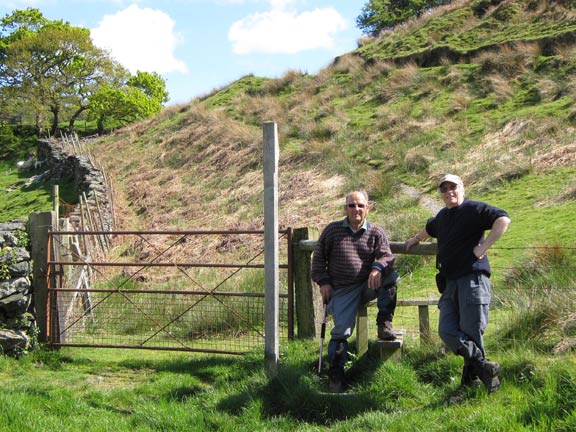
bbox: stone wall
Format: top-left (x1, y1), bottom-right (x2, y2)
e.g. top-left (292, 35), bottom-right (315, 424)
top-left (36, 138), bottom-right (112, 231)
top-left (0, 138), bottom-right (113, 355)
top-left (0, 221), bottom-right (35, 356)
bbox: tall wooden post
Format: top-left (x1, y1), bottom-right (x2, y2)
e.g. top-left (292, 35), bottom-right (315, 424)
top-left (263, 121), bottom-right (279, 376)
top-left (356, 304), bottom-right (369, 356)
top-left (418, 304), bottom-right (432, 344)
top-left (53, 185), bottom-right (59, 222)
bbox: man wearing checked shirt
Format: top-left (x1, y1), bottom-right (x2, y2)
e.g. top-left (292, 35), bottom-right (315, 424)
top-left (312, 189), bottom-right (398, 393)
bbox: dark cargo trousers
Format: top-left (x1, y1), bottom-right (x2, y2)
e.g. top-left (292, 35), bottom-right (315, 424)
top-left (438, 272), bottom-right (491, 363)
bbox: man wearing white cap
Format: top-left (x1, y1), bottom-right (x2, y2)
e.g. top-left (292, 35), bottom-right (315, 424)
top-left (405, 174), bottom-right (511, 393)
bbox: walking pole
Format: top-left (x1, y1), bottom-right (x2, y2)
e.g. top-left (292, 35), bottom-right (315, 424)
top-left (318, 302), bottom-right (327, 375)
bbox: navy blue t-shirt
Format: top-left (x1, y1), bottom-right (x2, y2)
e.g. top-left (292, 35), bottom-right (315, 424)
top-left (426, 199), bottom-right (509, 279)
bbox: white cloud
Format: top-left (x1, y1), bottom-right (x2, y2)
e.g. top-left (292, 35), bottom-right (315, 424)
top-left (270, 0), bottom-right (295, 10)
top-left (228, 5), bottom-right (348, 55)
top-left (90, 4), bottom-right (188, 74)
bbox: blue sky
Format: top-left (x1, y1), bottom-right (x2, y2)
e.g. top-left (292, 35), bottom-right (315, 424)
top-left (1, 1), bottom-right (364, 105)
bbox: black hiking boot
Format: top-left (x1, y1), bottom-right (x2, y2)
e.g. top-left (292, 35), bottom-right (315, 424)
top-left (461, 363), bottom-right (482, 387)
top-left (327, 340), bottom-right (347, 393)
top-left (328, 367), bottom-right (344, 393)
top-left (378, 321), bottom-right (396, 341)
top-left (474, 360), bottom-right (500, 393)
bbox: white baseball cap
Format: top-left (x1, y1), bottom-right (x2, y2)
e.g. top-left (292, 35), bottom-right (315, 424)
top-left (438, 174), bottom-right (463, 187)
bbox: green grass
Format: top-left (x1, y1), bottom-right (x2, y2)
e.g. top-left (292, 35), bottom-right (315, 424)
top-left (0, 162), bottom-right (54, 223)
top-left (202, 75), bottom-right (270, 111)
top-left (1, 340), bottom-right (575, 431)
top-left (0, 161), bottom-right (79, 224)
top-left (473, 167), bottom-right (576, 271)
top-left (356, 0), bottom-right (576, 60)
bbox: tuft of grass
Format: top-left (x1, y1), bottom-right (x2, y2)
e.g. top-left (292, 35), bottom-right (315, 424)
top-left (496, 244), bottom-right (576, 350)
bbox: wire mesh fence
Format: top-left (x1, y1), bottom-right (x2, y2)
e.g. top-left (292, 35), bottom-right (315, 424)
top-left (51, 288), bottom-right (289, 354)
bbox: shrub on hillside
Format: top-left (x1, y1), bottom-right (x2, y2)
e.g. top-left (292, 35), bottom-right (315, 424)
top-left (0, 126), bottom-right (35, 160)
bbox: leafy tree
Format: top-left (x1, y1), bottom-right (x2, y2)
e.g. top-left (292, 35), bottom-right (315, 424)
top-left (0, 8), bottom-right (169, 138)
top-left (357, 0), bottom-right (452, 36)
top-left (0, 7), bottom-right (48, 78)
top-left (2, 16), bottom-right (117, 135)
top-left (128, 71), bottom-right (169, 105)
top-left (0, 8), bottom-right (49, 134)
top-left (89, 71), bottom-right (168, 134)
top-left (0, 125), bottom-right (20, 159)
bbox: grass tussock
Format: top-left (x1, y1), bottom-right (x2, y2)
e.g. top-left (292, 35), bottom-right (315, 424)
top-left (387, 61), bottom-right (421, 97)
top-left (497, 244), bottom-right (576, 352)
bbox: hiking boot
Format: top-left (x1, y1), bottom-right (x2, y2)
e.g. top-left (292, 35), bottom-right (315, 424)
top-left (474, 360), bottom-right (500, 393)
top-left (378, 321), bottom-right (396, 341)
top-left (328, 367), bottom-right (344, 393)
top-left (461, 363), bottom-right (482, 387)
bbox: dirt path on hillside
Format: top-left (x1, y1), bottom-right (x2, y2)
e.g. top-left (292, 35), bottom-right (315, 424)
top-left (400, 184), bottom-right (443, 215)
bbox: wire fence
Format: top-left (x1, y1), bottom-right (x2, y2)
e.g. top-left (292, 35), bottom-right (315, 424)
top-left (51, 288), bottom-right (290, 354)
top-left (348, 244), bottom-right (576, 353)
top-left (46, 221), bottom-right (575, 356)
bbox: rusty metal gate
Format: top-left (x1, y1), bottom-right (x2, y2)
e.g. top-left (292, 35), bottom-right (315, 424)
top-left (46, 229), bottom-right (293, 355)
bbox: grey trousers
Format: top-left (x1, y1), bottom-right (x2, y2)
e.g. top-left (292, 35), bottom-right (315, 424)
top-left (438, 272), bottom-right (491, 362)
top-left (328, 279), bottom-right (397, 341)
top-left (327, 278), bottom-right (397, 369)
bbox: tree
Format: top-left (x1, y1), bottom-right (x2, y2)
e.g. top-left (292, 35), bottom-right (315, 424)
top-left (0, 125), bottom-right (21, 159)
top-left (0, 8), bottom-right (50, 133)
top-left (0, 8), bottom-right (169, 137)
top-left (357, 0), bottom-right (452, 36)
top-left (0, 7), bottom-right (48, 77)
top-left (89, 71), bottom-right (168, 134)
top-left (3, 16), bottom-right (118, 135)
top-left (128, 71), bottom-right (169, 105)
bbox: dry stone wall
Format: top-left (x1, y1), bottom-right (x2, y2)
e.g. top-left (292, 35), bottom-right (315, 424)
top-left (0, 138), bottom-right (113, 355)
top-left (0, 221), bottom-right (35, 356)
top-left (36, 139), bottom-right (112, 231)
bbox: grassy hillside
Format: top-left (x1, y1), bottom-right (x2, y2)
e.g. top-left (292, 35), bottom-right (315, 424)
top-left (0, 0), bottom-right (574, 357)
top-left (3, 0), bottom-right (572, 306)
top-left (88, 0), bottom-right (575, 243)
top-left (84, 0), bottom-right (576, 351)
top-left (0, 161), bottom-right (78, 222)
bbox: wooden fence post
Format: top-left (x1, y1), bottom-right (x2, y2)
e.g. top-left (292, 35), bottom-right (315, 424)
top-left (28, 211), bottom-right (57, 344)
top-left (419, 304), bottom-right (432, 344)
top-left (356, 304), bottom-right (369, 356)
top-left (292, 227), bottom-right (321, 338)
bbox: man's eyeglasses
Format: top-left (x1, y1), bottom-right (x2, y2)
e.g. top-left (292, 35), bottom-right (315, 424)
top-left (347, 203), bottom-right (367, 209)
top-left (439, 183), bottom-right (458, 193)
